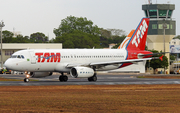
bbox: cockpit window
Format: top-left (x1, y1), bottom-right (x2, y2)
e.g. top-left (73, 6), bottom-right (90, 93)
top-left (17, 55), bottom-right (21, 58)
top-left (11, 55), bottom-right (25, 59)
top-left (21, 55), bottom-right (25, 59)
top-left (11, 55), bottom-right (17, 58)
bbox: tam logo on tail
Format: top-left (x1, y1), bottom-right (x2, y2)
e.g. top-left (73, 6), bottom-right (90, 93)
top-left (131, 19), bottom-right (148, 47)
top-left (126, 18), bottom-right (149, 50)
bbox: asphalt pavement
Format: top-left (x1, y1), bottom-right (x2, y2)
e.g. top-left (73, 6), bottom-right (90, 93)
top-left (0, 73), bottom-right (180, 86)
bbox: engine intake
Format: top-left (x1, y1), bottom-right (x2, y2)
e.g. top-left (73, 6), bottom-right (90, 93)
top-left (70, 67), bottom-right (94, 78)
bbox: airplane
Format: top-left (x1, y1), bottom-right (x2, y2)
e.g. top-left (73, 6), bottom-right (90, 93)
top-left (4, 18), bottom-right (155, 82)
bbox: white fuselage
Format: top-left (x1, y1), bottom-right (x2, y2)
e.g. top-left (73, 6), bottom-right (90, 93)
top-left (5, 49), bottom-right (127, 72)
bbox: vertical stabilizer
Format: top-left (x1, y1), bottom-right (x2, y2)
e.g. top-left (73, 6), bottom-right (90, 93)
top-left (126, 18), bottom-right (149, 50)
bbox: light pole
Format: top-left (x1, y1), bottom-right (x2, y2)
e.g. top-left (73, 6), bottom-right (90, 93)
top-left (0, 21), bottom-right (5, 70)
top-left (163, 20), bottom-right (167, 74)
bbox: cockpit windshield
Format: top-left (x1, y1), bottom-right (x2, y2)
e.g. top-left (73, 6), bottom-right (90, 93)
top-left (11, 55), bottom-right (17, 58)
top-left (11, 55), bottom-right (25, 59)
top-left (21, 55), bottom-right (24, 59)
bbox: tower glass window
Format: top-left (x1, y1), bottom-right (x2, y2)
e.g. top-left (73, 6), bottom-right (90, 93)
top-left (159, 10), bottom-right (167, 18)
top-left (144, 10), bottom-right (148, 17)
top-left (149, 10), bottom-right (157, 18)
top-left (158, 24), bottom-right (163, 29)
top-left (152, 24), bottom-right (157, 29)
top-left (168, 10), bottom-right (173, 18)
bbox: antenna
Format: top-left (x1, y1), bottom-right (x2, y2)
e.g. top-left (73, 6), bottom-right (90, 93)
top-left (148, 0), bottom-right (152, 4)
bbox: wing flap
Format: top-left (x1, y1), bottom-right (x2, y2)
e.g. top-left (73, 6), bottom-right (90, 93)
top-left (90, 58), bottom-right (152, 66)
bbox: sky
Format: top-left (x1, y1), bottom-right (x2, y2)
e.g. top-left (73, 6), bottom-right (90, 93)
top-left (0, 0), bottom-right (179, 40)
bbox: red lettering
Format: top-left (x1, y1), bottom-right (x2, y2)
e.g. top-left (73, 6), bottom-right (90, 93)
top-left (50, 53), bottom-right (61, 62)
top-left (41, 53), bottom-right (50, 62)
top-left (35, 52), bottom-right (61, 63)
top-left (35, 53), bottom-right (43, 62)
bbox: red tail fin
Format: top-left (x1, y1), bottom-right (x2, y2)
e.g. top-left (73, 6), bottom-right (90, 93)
top-left (126, 18), bottom-right (149, 51)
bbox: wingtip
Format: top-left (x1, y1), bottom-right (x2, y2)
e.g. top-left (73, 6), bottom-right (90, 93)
top-left (159, 55), bottom-right (164, 61)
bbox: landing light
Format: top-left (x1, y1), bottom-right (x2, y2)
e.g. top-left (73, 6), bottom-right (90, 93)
top-left (26, 74), bottom-right (30, 78)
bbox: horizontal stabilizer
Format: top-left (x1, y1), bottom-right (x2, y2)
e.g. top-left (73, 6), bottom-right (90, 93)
top-left (138, 52), bottom-right (169, 57)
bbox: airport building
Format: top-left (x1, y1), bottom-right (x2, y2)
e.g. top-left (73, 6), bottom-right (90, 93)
top-left (0, 43), bottom-right (62, 66)
top-left (111, 3), bottom-right (176, 73)
top-left (142, 3), bottom-right (176, 74)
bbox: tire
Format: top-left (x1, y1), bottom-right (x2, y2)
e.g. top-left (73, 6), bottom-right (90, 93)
top-left (63, 76), bottom-right (68, 82)
top-left (92, 76), bottom-right (97, 81)
top-left (59, 76), bottom-right (64, 82)
top-left (88, 77), bottom-right (92, 81)
top-left (88, 75), bottom-right (97, 82)
top-left (24, 78), bottom-right (29, 82)
top-left (59, 75), bottom-right (68, 82)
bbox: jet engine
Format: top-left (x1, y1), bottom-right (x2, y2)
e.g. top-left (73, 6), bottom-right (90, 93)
top-left (29, 72), bottom-right (53, 78)
top-left (70, 67), bottom-right (94, 78)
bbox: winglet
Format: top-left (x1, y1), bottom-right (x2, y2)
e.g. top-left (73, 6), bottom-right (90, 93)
top-left (159, 55), bottom-right (164, 61)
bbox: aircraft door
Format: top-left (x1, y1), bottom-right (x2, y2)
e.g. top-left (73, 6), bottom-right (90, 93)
top-left (29, 51), bottom-right (36, 64)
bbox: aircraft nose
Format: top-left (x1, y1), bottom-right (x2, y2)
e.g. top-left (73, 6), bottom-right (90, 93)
top-left (4, 59), bottom-right (12, 70)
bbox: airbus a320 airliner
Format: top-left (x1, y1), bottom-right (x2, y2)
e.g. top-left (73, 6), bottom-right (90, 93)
top-left (4, 18), bottom-right (156, 82)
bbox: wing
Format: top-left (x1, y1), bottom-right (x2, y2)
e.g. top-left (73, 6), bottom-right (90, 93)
top-left (89, 58), bottom-right (152, 66)
top-left (138, 52), bottom-right (168, 57)
top-left (66, 58), bottom-right (152, 68)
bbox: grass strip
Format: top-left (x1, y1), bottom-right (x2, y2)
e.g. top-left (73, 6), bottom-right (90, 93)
top-left (137, 75), bottom-right (180, 79)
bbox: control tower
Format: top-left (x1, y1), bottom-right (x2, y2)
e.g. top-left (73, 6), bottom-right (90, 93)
top-left (142, 3), bottom-right (175, 73)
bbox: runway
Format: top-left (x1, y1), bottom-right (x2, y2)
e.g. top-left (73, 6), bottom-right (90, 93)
top-left (1, 73), bottom-right (180, 86)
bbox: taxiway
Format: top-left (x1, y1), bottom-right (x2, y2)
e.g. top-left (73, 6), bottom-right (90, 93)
top-left (0, 73), bottom-right (180, 86)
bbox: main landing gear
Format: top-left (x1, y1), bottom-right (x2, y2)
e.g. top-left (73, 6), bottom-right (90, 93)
top-left (88, 73), bottom-right (97, 82)
top-left (59, 73), bottom-right (68, 82)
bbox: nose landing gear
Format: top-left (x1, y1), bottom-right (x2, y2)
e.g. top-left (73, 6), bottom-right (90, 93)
top-left (24, 78), bottom-right (29, 82)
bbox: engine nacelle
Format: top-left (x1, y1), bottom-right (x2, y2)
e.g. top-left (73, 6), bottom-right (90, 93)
top-left (70, 67), bottom-right (94, 78)
top-left (29, 72), bottom-right (53, 78)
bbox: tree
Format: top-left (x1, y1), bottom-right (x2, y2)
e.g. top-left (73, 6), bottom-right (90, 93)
top-left (54, 31), bottom-right (100, 48)
top-left (173, 35), bottom-right (180, 39)
top-left (15, 35), bottom-right (30, 43)
top-left (99, 36), bottom-right (112, 48)
top-left (53, 16), bottom-right (101, 48)
top-left (54, 15), bottom-right (100, 37)
top-left (107, 29), bottom-right (126, 37)
top-left (112, 35), bottom-right (126, 43)
top-left (100, 28), bottom-right (111, 38)
top-left (30, 32), bottom-right (48, 43)
top-left (2, 30), bottom-right (14, 43)
top-left (146, 50), bottom-right (169, 74)
top-left (112, 43), bottom-right (120, 49)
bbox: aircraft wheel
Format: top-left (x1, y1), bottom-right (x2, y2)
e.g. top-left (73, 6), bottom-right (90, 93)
top-left (24, 78), bottom-right (29, 82)
top-left (88, 77), bottom-right (92, 81)
top-left (59, 75), bottom-right (68, 82)
top-left (63, 75), bottom-right (68, 82)
top-left (88, 75), bottom-right (97, 82)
